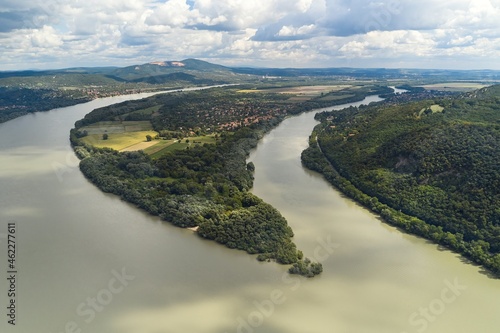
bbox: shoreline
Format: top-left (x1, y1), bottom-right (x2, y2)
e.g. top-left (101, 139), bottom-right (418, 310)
top-left (301, 134), bottom-right (500, 278)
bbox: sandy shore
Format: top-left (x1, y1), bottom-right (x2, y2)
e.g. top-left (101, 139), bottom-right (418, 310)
top-left (187, 226), bottom-right (199, 232)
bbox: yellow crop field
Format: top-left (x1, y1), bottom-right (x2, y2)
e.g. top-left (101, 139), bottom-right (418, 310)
top-left (81, 131), bottom-right (159, 151)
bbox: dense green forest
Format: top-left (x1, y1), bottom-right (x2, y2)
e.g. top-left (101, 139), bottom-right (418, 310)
top-left (302, 85), bottom-right (500, 275)
top-left (75, 130), bottom-right (302, 265)
top-left (0, 87), bottom-right (92, 123)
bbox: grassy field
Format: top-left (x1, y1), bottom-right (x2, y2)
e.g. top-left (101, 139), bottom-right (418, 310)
top-left (418, 104), bottom-right (445, 117)
top-left (420, 82), bottom-right (489, 92)
top-left (238, 85), bottom-right (352, 95)
top-left (238, 85), bottom-right (356, 103)
top-left (120, 140), bottom-right (159, 152)
top-left (79, 117), bottom-right (216, 156)
top-left (120, 105), bottom-right (162, 118)
top-left (81, 130), bottom-right (159, 151)
top-left (80, 121), bottom-right (153, 134)
top-left (145, 135), bottom-right (217, 159)
top-left (317, 94), bottom-right (356, 102)
top-left (430, 104), bottom-right (445, 112)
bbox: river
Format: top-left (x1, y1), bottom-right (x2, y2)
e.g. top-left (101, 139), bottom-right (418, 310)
top-left (0, 89), bottom-right (498, 333)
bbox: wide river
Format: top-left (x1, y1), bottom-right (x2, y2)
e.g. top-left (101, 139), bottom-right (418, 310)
top-left (0, 90), bottom-right (498, 333)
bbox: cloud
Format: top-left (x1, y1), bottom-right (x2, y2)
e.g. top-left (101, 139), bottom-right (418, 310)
top-left (0, 0), bottom-right (500, 69)
top-left (0, 11), bottom-right (30, 32)
top-left (145, 0), bottom-right (196, 27)
top-left (30, 25), bottom-right (64, 47)
top-left (278, 24), bottom-right (316, 37)
top-left (339, 30), bottom-right (436, 59)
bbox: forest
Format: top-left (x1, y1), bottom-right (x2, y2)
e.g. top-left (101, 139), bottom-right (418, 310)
top-left (302, 85), bottom-right (500, 275)
top-left (0, 87), bottom-right (92, 123)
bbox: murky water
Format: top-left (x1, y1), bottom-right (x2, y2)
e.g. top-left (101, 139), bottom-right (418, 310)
top-left (0, 92), bottom-right (498, 333)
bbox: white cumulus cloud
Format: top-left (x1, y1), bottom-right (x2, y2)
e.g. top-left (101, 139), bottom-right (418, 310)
top-left (30, 25), bottom-right (63, 47)
top-left (0, 0), bottom-right (499, 69)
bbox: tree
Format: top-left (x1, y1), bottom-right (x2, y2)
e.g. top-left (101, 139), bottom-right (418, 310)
top-left (288, 258), bottom-right (322, 277)
top-left (310, 262), bottom-right (323, 275)
top-left (146, 135), bottom-right (152, 142)
top-left (246, 162), bottom-right (255, 172)
top-left (75, 130), bottom-right (88, 138)
top-left (297, 250), bottom-right (304, 260)
top-left (102, 133), bottom-right (108, 140)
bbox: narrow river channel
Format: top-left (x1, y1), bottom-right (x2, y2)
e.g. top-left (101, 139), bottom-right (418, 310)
top-left (0, 90), bottom-right (498, 333)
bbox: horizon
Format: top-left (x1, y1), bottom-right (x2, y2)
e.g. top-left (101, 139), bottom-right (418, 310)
top-left (3, 58), bottom-right (500, 73)
top-left (1, 1), bottom-right (500, 71)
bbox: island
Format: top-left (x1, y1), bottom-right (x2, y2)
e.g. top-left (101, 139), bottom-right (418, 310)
top-left (70, 83), bottom-right (393, 277)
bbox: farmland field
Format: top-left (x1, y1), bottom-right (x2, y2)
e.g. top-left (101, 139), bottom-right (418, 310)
top-left (420, 82), bottom-right (489, 92)
top-left (120, 140), bottom-right (159, 152)
top-left (317, 94), bottom-right (356, 101)
top-left (238, 85), bottom-right (352, 95)
top-left (121, 105), bottom-right (162, 118)
top-left (80, 120), bottom-right (153, 134)
top-left (81, 130), bottom-right (158, 151)
top-left (144, 135), bottom-right (217, 159)
top-left (238, 85), bottom-right (357, 103)
top-left (78, 118), bottom-right (217, 156)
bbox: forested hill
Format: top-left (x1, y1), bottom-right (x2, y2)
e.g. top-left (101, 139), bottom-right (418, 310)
top-left (0, 59), bottom-right (240, 124)
top-left (303, 85), bottom-right (500, 275)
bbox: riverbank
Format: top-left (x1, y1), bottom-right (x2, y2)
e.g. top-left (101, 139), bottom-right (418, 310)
top-left (301, 90), bottom-right (500, 277)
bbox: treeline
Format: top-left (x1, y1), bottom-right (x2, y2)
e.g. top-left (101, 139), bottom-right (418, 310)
top-left (74, 96), bottom-right (161, 128)
top-left (303, 85), bottom-right (500, 275)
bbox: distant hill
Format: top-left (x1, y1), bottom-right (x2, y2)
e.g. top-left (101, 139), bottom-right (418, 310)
top-left (2, 59), bottom-right (500, 83)
top-left (0, 59), bottom-right (229, 79)
top-left (178, 58), bottom-right (229, 71)
top-left (0, 59), bottom-right (240, 123)
top-left (303, 84), bottom-right (500, 275)
top-left (2, 59), bottom-right (500, 125)
top-left (232, 67), bottom-right (500, 80)
top-left (0, 67), bottom-right (117, 79)
top-left (0, 59), bottom-right (236, 85)
top-left (129, 72), bottom-right (218, 85)
top-left (108, 59), bottom-right (233, 82)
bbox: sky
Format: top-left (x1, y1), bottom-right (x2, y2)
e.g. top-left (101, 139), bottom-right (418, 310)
top-left (1, 0), bottom-right (500, 70)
